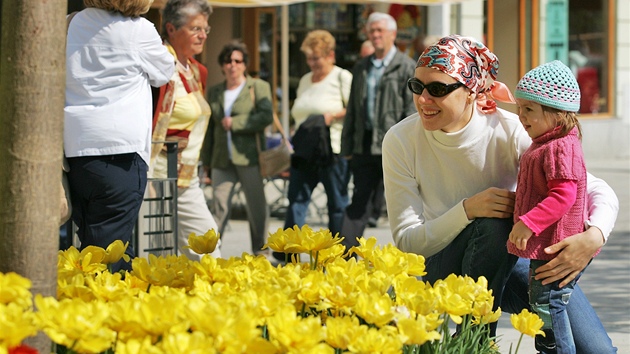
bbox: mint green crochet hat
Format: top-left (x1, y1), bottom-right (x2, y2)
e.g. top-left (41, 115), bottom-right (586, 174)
top-left (514, 60), bottom-right (581, 112)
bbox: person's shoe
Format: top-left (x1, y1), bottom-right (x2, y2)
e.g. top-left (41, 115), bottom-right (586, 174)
top-left (367, 217), bottom-right (378, 228)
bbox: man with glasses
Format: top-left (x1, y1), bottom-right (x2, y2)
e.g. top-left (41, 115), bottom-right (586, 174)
top-left (339, 12), bottom-right (416, 252)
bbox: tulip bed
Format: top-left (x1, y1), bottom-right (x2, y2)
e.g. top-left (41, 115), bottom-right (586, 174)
top-left (0, 225), bottom-right (543, 354)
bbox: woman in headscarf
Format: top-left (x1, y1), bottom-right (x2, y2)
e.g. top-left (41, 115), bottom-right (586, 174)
top-left (382, 35), bottom-right (618, 351)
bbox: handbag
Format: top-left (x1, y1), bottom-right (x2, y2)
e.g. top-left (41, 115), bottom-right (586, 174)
top-left (256, 112), bottom-right (293, 178)
top-left (251, 86), bottom-right (292, 178)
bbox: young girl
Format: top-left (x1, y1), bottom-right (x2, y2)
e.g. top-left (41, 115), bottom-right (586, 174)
top-left (508, 60), bottom-right (596, 353)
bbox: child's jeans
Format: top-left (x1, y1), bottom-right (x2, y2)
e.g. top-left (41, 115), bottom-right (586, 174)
top-left (529, 259), bottom-right (587, 354)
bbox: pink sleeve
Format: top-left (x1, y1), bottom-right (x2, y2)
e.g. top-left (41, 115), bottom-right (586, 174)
top-left (520, 179), bottom-right (578, 235)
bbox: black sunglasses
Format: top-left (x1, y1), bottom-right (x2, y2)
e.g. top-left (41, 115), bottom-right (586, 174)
top-left (223, 59), bottom-right (244, 65)
top-left (407, 78), bottom-right (465, 97)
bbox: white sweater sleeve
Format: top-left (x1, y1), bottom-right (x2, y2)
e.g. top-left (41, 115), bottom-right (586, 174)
top-left (584, 172), bottom-right (619, 242)
top-left (382, 128), bottom-right (472, 257)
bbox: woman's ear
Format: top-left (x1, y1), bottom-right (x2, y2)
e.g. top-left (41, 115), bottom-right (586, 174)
top-left (165, 22), bottom-right (176, 36)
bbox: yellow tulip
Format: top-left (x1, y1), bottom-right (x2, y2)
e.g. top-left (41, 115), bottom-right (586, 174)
top-left (184, 229), bottom-right (220, 255)
top-left (347, 325), bottom-right (402, 354)
top-left (114, 336), bottom-right (163, 354)
top-left (324, 316), bottom-right (361, 350)
top-left (102, 240), bottom-right (131, 264)
top-left (354, 292), bottom-right (395, 328)
top-left (397, 316), bottom-right (441, 345)
top-left (510, 309), bottom-right (545, 337)
top-left (266, 305), bottom-right (325, 352)
top-left (0, 272), bottom-right (32, 309)
top-left (0, 303), bottom-right (38, 349)
top-left (34, 295), bottom-right (116, 353)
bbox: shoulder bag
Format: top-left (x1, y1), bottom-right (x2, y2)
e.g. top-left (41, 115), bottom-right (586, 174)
top-left (251, 86), bottom-right (293, 178)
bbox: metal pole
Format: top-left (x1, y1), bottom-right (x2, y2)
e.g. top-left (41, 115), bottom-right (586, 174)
top-left (281, 4), bottom-right (289, 135)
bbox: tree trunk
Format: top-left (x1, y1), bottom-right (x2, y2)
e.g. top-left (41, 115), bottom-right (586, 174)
top-left (0, 0), bottom-right (67, 352)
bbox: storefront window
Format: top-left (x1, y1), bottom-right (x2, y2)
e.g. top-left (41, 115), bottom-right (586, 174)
top-left (540, 0), bottom-right (613, 115)
top-left (567, 0), bottom-right (610, 114)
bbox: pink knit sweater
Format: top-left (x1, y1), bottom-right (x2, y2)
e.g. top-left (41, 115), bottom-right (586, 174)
top-left (509, 126), bottom-right (591, 260)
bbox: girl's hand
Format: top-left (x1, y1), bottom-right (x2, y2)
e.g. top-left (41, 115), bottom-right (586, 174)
top-left (509, 220), bottom-right (533, 250)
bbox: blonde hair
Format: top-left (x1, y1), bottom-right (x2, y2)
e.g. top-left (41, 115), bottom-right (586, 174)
top-left (83, 0), bottom-right (153, 17)
top-left (542, 105), bottom-right (583, 139)
top-left (300, 30), bottom-right (335, 57)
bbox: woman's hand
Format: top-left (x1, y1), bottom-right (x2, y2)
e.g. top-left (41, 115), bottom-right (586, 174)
top-left (222, 116), bottom-right (232, 131)
top-left (534, 226), bottom-right (603, 287)
top-left (463, 187), bottom-right (515, 220)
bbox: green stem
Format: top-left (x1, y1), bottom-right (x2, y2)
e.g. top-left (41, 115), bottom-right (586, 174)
top-left (514, 333), bottom-right (523, 354)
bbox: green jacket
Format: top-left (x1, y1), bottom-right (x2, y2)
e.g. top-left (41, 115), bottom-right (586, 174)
top-left (201, 76), bottom-right (273, 169)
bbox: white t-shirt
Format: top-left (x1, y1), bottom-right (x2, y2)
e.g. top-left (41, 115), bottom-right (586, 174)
top-left (383, 108), bottom-right (618, 257)
top-left (64, 8), bottom-right (174, 164)
top-left (290, 66), bottom-right (352, 154)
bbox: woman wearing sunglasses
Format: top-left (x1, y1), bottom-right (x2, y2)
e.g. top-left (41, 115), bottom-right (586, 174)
top-left (201, 40), bottom-right (274, 261)
top-left (382, 35), bottom-right (618, 352)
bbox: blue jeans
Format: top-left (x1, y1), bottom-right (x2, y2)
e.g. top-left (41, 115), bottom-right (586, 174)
top-left (284, 156), bottom-right (349, 235)
top-left (424, 218), bottom-right (518, 336)
top-left (503, 258), bottom-right (616, 353)
top-left (529, 259), bottom-right (581, 354)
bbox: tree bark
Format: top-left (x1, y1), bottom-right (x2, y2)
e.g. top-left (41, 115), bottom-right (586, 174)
top-left (0, 0), bottom-right (67, 351)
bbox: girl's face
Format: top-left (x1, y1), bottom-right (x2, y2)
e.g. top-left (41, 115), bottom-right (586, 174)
top-left (516, 99), bottom-right (557, 138)
top-left (413, 67), bottom-right (475, 133)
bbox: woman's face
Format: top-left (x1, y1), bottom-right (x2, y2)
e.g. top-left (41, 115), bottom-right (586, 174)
top-left (168, 13), bottom-right (209, 59)
top-left (516, 99), bottom-right (556, 139)
top-left (305, 49), bottom-right (334, 77)
top-left (413, 67), bottom-right (475, 133)
top-left (221, 50), bottom-right (246, 83)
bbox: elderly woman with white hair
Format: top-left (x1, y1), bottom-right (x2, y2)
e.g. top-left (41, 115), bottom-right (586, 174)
top-left (150, 0), bottom-right (221, 259)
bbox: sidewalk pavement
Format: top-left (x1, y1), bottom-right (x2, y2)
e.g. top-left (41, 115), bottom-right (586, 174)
top-left (213, 160), bottom-right (630, 353)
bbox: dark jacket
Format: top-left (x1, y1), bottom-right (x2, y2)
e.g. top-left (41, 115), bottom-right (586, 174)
top-left (201, 76), bottom-right (273, 169)
top-left (291, 114), bottom-right (332, 171)
top-left (341, 50), bottom-right (416, 156)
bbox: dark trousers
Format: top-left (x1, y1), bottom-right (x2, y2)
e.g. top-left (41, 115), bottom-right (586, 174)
top-left (284, 156), bottom-right (349, 235)
top-left (341, 154), bottom-right (383, 249)
top-left (67, 153), bottom-right (147, 272)
top-left (423, 218), bottom-right (518, 337)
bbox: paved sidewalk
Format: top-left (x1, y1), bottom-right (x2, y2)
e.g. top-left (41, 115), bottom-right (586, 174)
top-left (214, 160), bottom-right (630, 353)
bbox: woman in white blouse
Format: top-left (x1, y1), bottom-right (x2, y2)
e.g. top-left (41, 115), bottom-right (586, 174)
top-left (280, 30), bottom-right (352, 254)
top-left (64, 0), bottom-right (174, 272)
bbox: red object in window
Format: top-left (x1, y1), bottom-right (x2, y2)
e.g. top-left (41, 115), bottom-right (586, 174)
top-left (576, 66), bottom-right (600, 114)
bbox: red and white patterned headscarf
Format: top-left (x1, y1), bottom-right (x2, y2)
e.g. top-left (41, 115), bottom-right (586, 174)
top-left (417, 35), bottom-right (514, 110)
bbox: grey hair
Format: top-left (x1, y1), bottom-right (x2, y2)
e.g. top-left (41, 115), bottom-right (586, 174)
top-left (365, 12), bottom-right (397, 32)
top-left (161, 0), bottom-right (212, 37)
